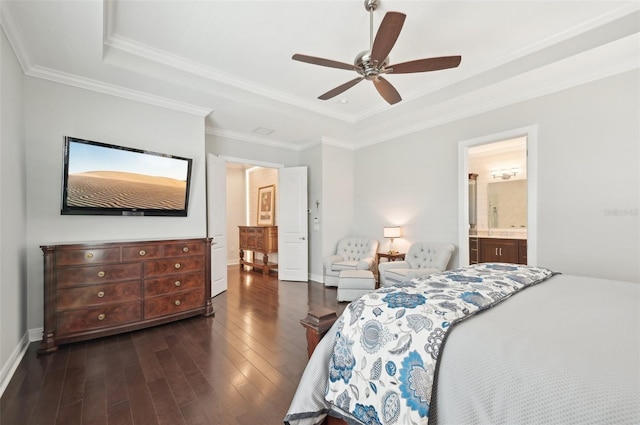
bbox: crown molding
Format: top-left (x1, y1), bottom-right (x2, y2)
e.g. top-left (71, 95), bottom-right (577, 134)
top-left (104, 33), bottom-right (356, 123)
top-left (26, 65), bottom-right (212, 116)
top-left (205, 127), bottom-right (318, 151)
top-left (0, 1), bottom-right (33, 72)
top-left (349, 4), bottom-right (640, 123)
top-left (320, 136), bottom-right (356, 151)
top-left (1, 1), bottom-right (212, 117)
top-left (354, 57), bottom-right (639, 149)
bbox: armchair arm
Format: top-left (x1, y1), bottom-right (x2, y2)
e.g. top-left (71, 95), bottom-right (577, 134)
top-left (323, 255), bottom-right (343, 269)
top-left (378, 260), bottom-right (410, 273)
top-left (356, 256), bottom-right (375, 270)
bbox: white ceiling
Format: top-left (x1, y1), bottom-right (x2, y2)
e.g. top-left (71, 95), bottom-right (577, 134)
top-left (2, 1), bottom-right (638, 150)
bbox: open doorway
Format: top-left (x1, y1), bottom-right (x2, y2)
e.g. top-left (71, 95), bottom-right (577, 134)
top-left (458, 126), bottom-right (538, 267)
top-left (225, 162), bottom-right (279, 267)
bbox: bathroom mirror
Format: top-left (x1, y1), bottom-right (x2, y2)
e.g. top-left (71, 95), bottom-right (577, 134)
top-left (487, 180), bottom-right (527, 228)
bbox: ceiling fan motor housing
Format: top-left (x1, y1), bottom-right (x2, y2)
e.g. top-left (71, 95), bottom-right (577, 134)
top-left (355, 50), bottom-right (389, 80)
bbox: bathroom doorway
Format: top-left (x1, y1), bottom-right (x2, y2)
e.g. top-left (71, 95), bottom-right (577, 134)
top-left (458, 126), bottom-right (538, 266)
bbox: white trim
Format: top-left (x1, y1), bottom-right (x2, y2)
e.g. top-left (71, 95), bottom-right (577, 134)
top-left (27, 66), bottom-right (212, 117)
top-left (458, 125), bottom-right (538, 267)
top-left (29, 327), bottom-right (43, 342)
top-left (221, 156), bottom-right (283, 170)
top-left (104, 34), bottom-right (352, 123)
top-left (0, 332), bottom-right (31, 398)
top-left (320, 136), bottom-right (357, 151)
top-left (0, 1), bottom-right (33, 72)
top-left (309, 272), bottom-right (324, 284)
top-left (206, 127), bottom-right (314, 151)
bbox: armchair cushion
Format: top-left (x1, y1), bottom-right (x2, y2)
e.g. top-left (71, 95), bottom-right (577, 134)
top-left (379, 241), bottom-right (455, 287)
top-left (323, 237), bottom-right (379, 286)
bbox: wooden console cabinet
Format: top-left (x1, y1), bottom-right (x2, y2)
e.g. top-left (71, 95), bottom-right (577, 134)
top-left (39, 238), bottom-right (213, 353)
top-left (238, 226), bottom-right (277, 275)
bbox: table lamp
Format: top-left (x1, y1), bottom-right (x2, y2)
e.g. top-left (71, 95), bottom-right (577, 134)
top-left (383, 226), bottom-right (402, 254)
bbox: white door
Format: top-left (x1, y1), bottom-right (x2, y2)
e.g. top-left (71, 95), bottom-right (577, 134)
top-left (207, 153), bottom-right (227, 297)
top-left (278, 167), bottom-right (308, 281)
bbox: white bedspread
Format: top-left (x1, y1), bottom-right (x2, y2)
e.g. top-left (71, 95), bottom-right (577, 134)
top-left (285, 273), bottom-right (640, 425)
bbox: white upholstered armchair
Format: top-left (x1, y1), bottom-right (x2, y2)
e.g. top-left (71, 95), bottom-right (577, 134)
top-left (378, 241), bottom-right (455, 287)
top-left (323, 237), bottom-right (379, 286)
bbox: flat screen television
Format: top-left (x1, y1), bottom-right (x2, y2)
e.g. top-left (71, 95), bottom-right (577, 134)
top-left (61, 136), bottom-right (193, 216)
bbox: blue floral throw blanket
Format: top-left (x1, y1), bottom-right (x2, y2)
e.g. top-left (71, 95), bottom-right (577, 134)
top-left (325, 263), bottom-right (557, 425)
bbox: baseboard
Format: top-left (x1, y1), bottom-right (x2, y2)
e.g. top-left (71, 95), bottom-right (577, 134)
top-left (309, 272), bottom-right (323, 284)
top-left (0, 331), bottom-right (31, 398)
top-left (227, 259), bottom-right (239, 266)
top-left (29, 327), bottom-right (43, 342)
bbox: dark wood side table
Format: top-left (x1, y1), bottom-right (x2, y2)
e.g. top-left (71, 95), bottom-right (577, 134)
top-left (375, 252), bottom-right (406, 286)
top-left (376, 252), bottom-right (406, 263)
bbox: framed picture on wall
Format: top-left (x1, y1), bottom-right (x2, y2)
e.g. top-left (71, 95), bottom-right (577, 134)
top-left (257, 185), bottom-right (275, 226)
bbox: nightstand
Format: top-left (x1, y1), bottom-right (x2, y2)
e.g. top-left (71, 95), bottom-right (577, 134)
top-left (376, 252), bottom-right (406, 263)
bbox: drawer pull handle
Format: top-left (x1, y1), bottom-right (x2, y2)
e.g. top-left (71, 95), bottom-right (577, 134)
top-left (98, 271), bottom-right (105, 278)
top-left (174, 263), bottom-right (181, 269)
top-left (182, 247), bottom-right (189, 253)
top-left (139, 250), bottom-right (146, 256)
top-left (86, 252), bottom-right (94, 259)
top-left (174, 300), bottom-right (181, 306)
top-left (97, 313), bottom-right (106, 321)
top-left (97, 291), bottom-right (105, 298)
top-left (174, 281), bottom-right (181, 287)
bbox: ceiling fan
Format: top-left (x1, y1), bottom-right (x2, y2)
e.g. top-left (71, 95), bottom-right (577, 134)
top-left (292, 0), bottom-right (462, 105)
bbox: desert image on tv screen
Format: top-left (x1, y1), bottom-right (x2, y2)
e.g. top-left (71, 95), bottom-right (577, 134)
top-left (66, 141), bottom-right (189, 211)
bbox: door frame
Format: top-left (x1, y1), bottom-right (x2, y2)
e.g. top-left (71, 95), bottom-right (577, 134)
top-left (220, 155), bottom-right (283, 266)
top-left (457, 125), bottom-right (538, 266)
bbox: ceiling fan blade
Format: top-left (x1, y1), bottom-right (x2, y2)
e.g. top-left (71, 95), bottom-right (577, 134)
top-left (373, 76), bottom-right (402, 105)
top-left (318, 77), bottom-right (364, 100)
top-left (370, 12), bottom-right (406, 65)
top-left (292, 54), bottom-right (359, 71)
top-left (388, 56), bottom-right (462, 74)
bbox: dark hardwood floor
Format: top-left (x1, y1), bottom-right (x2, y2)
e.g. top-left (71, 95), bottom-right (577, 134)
top-left (1, 266), bottom-right (346, 425)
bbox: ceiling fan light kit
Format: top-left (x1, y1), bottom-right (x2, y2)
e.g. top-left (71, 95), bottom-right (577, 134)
top-left (292, 0), bottom-right (462, 105)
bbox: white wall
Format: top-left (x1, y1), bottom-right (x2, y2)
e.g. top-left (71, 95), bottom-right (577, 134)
top-left (24, 77), bottom-right (208, 331)
top-left (0, 26), bottom-right (28, 394)
top-left (353, 70), bottom-right (639, 282)
top-left (322, 144), bottom-right (355, 261)
top-left (225, 166), bottom-right (245, 264)
top-left (247, 167), bottom-right (278, 226)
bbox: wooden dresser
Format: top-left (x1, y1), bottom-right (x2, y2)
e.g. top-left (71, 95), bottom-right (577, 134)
top-left (238, 226), bottom-right (277, 275)
top-left (39, 237), bottom-right (213, 353)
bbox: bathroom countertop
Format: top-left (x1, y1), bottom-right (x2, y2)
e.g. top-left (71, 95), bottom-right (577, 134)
top-left (470, 231), bottom-right (527, 240)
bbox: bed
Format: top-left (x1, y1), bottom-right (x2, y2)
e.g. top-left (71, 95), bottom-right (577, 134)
top-left (284, 263), bottom-right (640, 425)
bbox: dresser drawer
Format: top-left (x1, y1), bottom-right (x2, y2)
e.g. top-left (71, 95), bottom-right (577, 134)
top-left (163, 241), bottom-right (204, 257)
top-left (144, 289), bottom-right (204, 320)
top-left (144, 272), bottom-right (205, 297)
top-left (56, 247), bottom-right (121, 266)
top-left (57, 263), bottom-right (142, 287)
top-left (144, 257), bottom-right (205, 277)
top-left (57, 281), bottom-right (142, 310)
top-left (57, 301), bottom-right (142, 335)
top-left (122, 245), bottom-right (162, 261)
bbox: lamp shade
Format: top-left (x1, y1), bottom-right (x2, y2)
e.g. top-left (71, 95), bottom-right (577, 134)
top-left (383, 226), bottom-right (402, 239)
